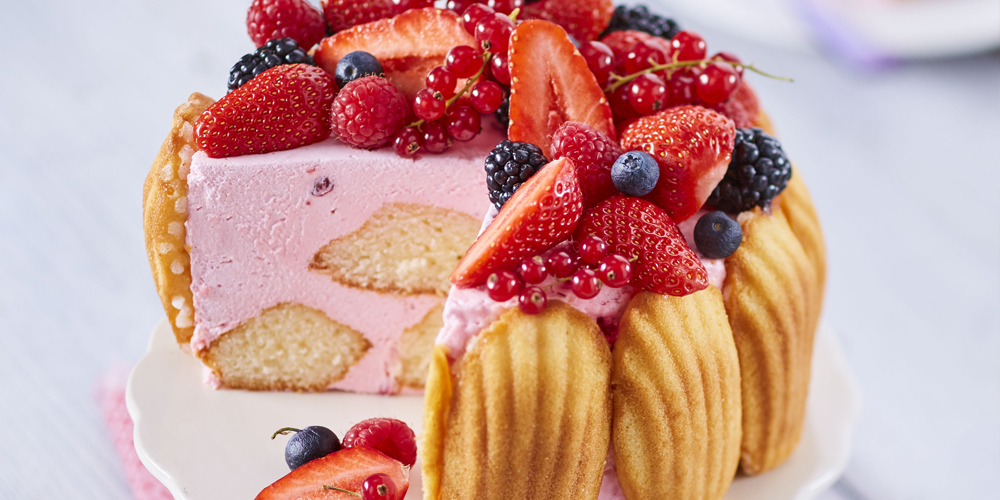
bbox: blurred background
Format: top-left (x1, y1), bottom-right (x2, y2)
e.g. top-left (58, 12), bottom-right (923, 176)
top-left (0, 0), bottom-right (997, 498)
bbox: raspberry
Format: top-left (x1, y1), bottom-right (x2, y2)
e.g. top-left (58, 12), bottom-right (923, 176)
top-left (342, 418), bottom-right (417, 468)
top-left (331, 76), bottom-right (409, 149)
top-left (246, 0), bottom-right (326, 50)
top-left (706, 127), bottom-right (792, 213)
top-left (550, 122), bottom-right (623, 208)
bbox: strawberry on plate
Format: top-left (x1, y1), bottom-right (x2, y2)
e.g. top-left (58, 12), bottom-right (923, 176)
top-left (255, 447), bottom-right (409, 500)
top-left (619, 105), bottom-right (736, 222)
top-left (316, 8), bottom-right (477, 99)
top-left (508, 20), bottom-right (616, 157)
top-left (321, 0), bottom-right (394, 33)
top-left (195, 64), bottom-right (336, 158)
top-left (521, 0), bottom-right (615, 43)
top-left (451, 157), bottom-right (583, 287)
top-left (551, 121), bottom-right (623, 208)
top-left (575, 196), bottom-right (708, 296)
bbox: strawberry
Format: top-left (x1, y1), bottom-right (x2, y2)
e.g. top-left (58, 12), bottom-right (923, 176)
top-left (551, 121), bottom-right (623, 208)
top-left (710, 79), bottom-right (760, 129)
top-left (342, 418), bottom-right (417, 468)
top-left (316, 8), bottom-right (477, 100)
top-left (508, 20), bottom-right (615, 157)
top-left (255, 447), bottom-right (409, 500)
top-left (619, 105), bottom-right (736, 222)
top-left (321, 0), bottom-right (394, 33)
top-left (451, 157), bottom-right (583, 287)
top-left (521, 0), bottom-right (615, 43)
top-left (575, 196), bottom-right (708, 296)
top-left (195, 64), bottom-right (336, 158)
top-left (246, 0), bottom-right (327, 50)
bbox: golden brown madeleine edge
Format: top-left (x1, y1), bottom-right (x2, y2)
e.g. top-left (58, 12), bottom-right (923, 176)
top-left (612, 289), bottom-right (742, 500)
top-left (143, 93), bottom-right (214, 344)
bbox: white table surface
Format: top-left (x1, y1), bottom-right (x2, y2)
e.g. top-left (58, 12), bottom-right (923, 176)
top-left (0, 1), bottom-right (997, 499)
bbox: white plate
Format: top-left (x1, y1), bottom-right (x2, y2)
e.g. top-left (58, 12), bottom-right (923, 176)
top-left (127, 318), bottom-right (860, 500)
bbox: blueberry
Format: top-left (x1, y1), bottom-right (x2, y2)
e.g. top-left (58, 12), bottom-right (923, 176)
top-left (273, 426), bottom-right (341, 470)
top-left (694, 211), bottom-right (742, 259)
top-left (611, 151), bottom-right (660, 197)
top-left (335, 51), bottom-right (384, 89)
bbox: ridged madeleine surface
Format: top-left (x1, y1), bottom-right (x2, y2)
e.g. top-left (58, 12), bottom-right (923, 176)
top-left (777, 168), bottom-right (826, 333)
top-left (612, 289), bottom-right (742, 500)
top-left (426, 301), bottom-right (612, 500)
top-left (723, 206), bottom-right (820, 474)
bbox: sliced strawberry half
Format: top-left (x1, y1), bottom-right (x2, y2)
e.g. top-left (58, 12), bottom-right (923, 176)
top-left (451, 157), bottom-right (583, 287)
top-left (315, 8), bottom-right (476, 100)
top-left (575, 196), bottom-right (708, 296)
top-left (255, 447), bottom-right (409, 500)
top-left (619, 105), bottom-right (736, 222)
top-left (508, 20), bottom-right (616, 157)
top-left (521, 0), bottom-right (615, 43)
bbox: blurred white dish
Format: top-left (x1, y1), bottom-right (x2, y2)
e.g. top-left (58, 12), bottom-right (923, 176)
top-left (653, 0), bottom-right (999, 58)
top-left (127, 318), bottom-right (859, 500)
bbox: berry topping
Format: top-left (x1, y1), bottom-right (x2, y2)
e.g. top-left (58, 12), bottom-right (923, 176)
top-left (546, 251), bottom-right (576, 279)
top-left (342, 418), bottom-right (417, 468)
top-left (696, 62), bottom-right (740, 106)
top-left (272, 426), bottom-right (341, 471)
top-left (693, 211), bottom-right (743, 259)
top-left (321, 0), bottom-right (394, 33)
top-left (597, 254), bottom-right (632, 287)
top-left (444, 105), bottom-right (482, 142)
top-left (413, 88), bottom-right (447, 122)
top-left (227, 38), bottom-right (315, 93)
top-left (361, 473), bottom-right (398, 500)
top-left (519, 286), bottom-right (548, 314)
top-left (486, 270), bottom-right (520, 301)
top-left (611, 151), bottom-right (659, 197)
top-left (198, 64), bottom-right (334, 158)
top-left (550, 121), bottom-right (624, 208)
top-left (484, 140), bottom-right (548, 210)
top-left (508, 20), bottom-right (616, 156)
top-left (452, 157), bottom-right (583, 287)
top-left (335, 51), bottom-right (386, 89)
top-left (247, 0), bottom-right (326, 51)
top-left (392, 126), bottom-right (422, 157)
top-left (706, 127), bottom-right (792, 213)
top-left (469, 80), bottom-right (503, 114)
top-left (619, 105), bottom-right (736, 222)
top-left (255, 447), bottom-right (408, 500)
top-left (571, 268), bottom-right (603, 299)
top-left (601, 4), bottom-right (681, 40)
top-left (316, 8), bottom-right (477, 99)
top-left (579, 41), bottom-right (616, 86)
top-left (331, 76), bottom-right (409, 149)
top-left (474, 12), bottom-right (515, 53)
top-left (521, 0), bottom-right (615, 42)
top-left (422, 120), bottom-right (452, 154)
top-left (575, 196), bottom-right (708, 296)
top-left (577, 235), bottom-right (608, 265)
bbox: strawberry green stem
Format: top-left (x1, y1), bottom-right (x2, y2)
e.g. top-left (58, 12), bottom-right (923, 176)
top-left (604, 59), bottom-right (793, 94)
top-left (271, 427), bottom-right (300, 439)
top-left (323, 485), bottom-right (361, 497)
top-left (408, 50), bottom-right (492, 130)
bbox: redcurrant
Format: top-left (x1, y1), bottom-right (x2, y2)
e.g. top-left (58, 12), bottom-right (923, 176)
top-left (597, 254), bottom-right (632, 288)
top-left (475, 12), bottom-right (514, 54)
top-left (580, 41), bottom-right (615, 87)
top-left (422, 120), bottom-right (451, 154)
top-left (546, 251), bottom-right (576, 279)
top-left (571, 269), bottom-right (602, 299)
top-left (665, 67), bottom-right (699, 107)
top-left (392, 126), bottom-right (422, 158)
top-left (609, 85), bottom-right (639, 120)
top-left (628, 72), bottom-right (667, 116)
top-left (461, 3), bottom-right (495, 34)
top-left (696, 62), bottom-right (739, 106)
top-left (519, 286), bottom-right (548, 314)
top-left (445, 105), bottom-right (481, 142)
top-left (445, 45), bottom-right (483, 79)
top-left (486, 270), bottom-right (520, 302)
top-left (489, 52), bottom-right (510, 85)
top-left (624, 39), bottom-right (670, 75)
top-left (712, 51), bottom-right (744, 78)
top-left (470, 80), bottom-right (503, 113)
top-left (361, 473), bottom-right (397, 500)
top-left (486, 0), bottom-right (522, 15)
top-left (578, 235), bottom-right (608, 265)
top-left (413, 88), bottom-right (446, 122)
top-left (426, 66), bottom-right (457, 98)
top-left (518, 255), bottom-right (548, 284)
top-left (390, 0), bottom-right (433, 15)
top-left (670, 31), bottom-right (707, 62)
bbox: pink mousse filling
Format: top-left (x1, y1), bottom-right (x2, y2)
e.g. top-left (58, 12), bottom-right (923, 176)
top-left (435, 208), bottom-right (726, 499)
top-left (185, 128), bottom-right (503, 394)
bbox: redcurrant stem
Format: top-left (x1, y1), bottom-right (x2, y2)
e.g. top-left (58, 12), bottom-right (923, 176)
top-left (508, 7), bottom-right (520, 22)
top-left (270, 427), bottom-right (300, 439)
top-left (604, 59), bottom-right (793, 93)
top-left (323, 485), bottom-right (360, 497)
top-left (408, 51), bottom-right (492, 129)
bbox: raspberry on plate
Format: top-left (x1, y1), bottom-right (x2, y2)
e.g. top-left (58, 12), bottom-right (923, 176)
top-left (331, 76), bottom-right (409, 149)
top-left (619, 105), bottom-right (736, 222)
top-left (521, 0), bottom-right (615, 42)
top-left (550, 121), bottom-right (623, 208)
top-left (575, 196), bottom-right (708, 296)
top-left (342, 418), bottom-right (418, 468)
top-left (246, 0), bottom-right (326, 50)
top-left (195, 64), bottom-right (336, 158)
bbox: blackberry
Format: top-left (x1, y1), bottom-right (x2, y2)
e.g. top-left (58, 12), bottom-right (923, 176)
top-left (227, 37), bottom-right (313, 93)
top-left (484, 140), bottom-right (548, 210)
top-left (602, 5), bottom-right (682, 40)
top-left (706, 128), bottom-right (792, 214)
top-left (494, 97), bottom-right (510, 128)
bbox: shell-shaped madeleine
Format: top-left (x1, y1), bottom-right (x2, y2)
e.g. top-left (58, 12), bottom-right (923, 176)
top-left (612, 289), bottom-right (742, 500)
top-left (425, 301), bottom-right (612, 500)
top-left (777, 167), bottom-right (826, 334)
top-left (723, 206), bottom-right (820, 474)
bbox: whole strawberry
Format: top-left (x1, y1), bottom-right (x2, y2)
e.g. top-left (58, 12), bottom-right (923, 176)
top-left (195, 64), bottom-right (336, 158)
top-left (576, 196), bottom-right (707, 296)
top-left (551, 121), bottom-right (623, 208)
top-left (331, 76), bottom-right (409, 149)
top-left (246, 0), bottom-right (326, 50)
top-left (322, 0), bottom-right (394, 33)
top-left (619, 105), bottom-right (736, 222)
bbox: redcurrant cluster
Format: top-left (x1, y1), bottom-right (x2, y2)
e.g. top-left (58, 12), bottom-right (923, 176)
top-left (579, 30), bottom-right (750, 121)
top-left (485, 236), bottom-right (633, 315)
top-left (392, 3), bottom-right (514, 157)
top-left (325, 472), bottom-right (397, 499)
top-left (443, 0), bottom-right (523, 16)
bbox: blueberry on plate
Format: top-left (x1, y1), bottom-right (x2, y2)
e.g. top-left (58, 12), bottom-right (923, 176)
top-left (335, 51), bottom-right (385, 89)
top-left (611, 151), bottom-right (660, 197)
top-left (694, 211), bottom-right (742, 259)
top-left (272, 426), bottom-right (341, 470)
